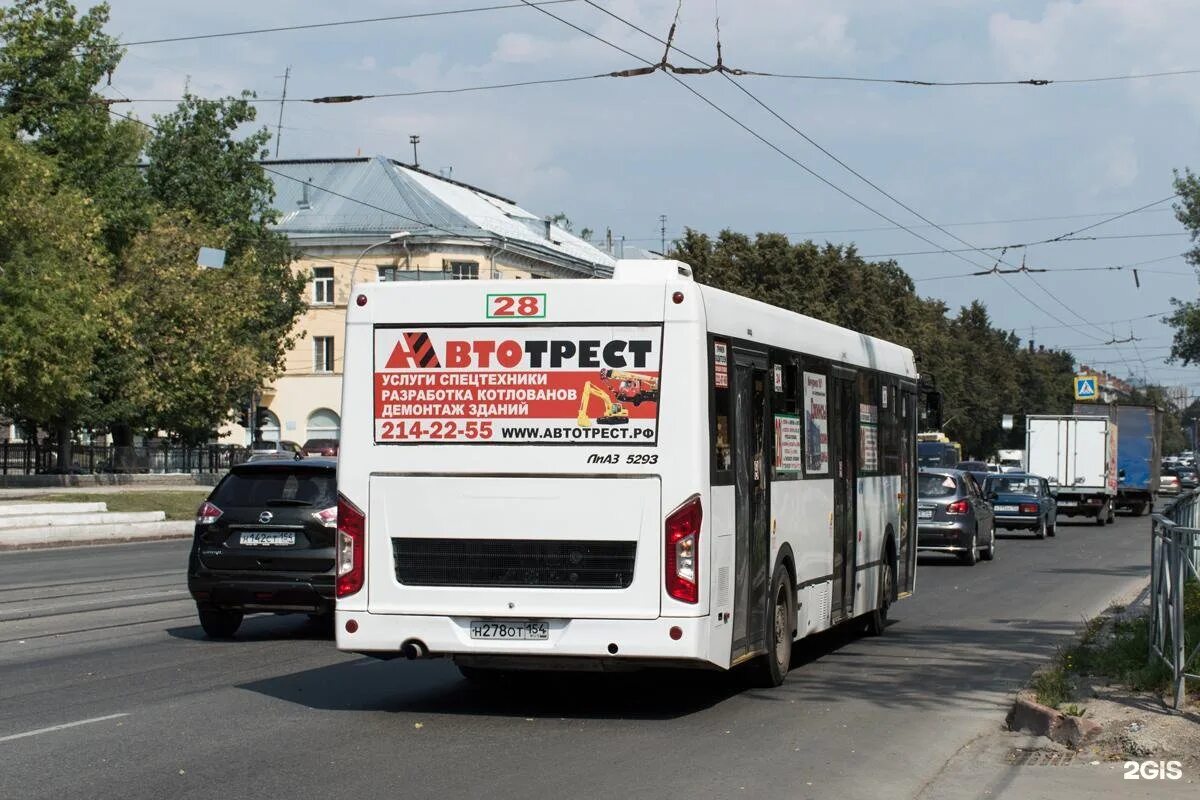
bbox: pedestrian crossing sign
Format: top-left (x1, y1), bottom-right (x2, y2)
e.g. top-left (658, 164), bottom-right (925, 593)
top-left (1074, 374), bottom-right (1098, 401)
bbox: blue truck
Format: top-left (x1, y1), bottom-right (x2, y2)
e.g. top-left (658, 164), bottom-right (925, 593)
top-left (1074, 403), bottom-right (1162, 516)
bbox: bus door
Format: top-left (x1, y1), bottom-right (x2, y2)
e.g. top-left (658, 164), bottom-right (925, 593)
top-left (730, 348), bottom-right (771, 662)
top-left (830, 367), bottom-right (858, 621)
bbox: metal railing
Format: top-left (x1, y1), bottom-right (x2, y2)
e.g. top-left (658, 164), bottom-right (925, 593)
top-left (0, 441), bottom-right (248, 476)
top-left (1150, 489), bottom-right (1200, 708)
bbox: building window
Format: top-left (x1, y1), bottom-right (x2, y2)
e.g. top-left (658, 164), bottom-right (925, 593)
top-left (313, 336), bottom-right (335, 373)
top-left (378, 265), bottom-right (400, 282)
top-left (307, 408), bottom-right (341, 441)
top-left (444, 260), bottom-right (479, 280)
top-left (312, 266), bottom-right (334, 304)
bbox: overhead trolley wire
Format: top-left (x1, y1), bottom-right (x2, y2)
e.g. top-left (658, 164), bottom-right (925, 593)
top-left (566, 1), bottom-right (1106, 339)
top-left (103, 1), bottom-right (584, 47)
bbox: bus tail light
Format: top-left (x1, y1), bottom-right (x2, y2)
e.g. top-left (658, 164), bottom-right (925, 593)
top-left (665, 494), bottom-right (702, 604)
top-left (335, 493), bottom-right (365, 598)
top-left (946, 499), bottom-right (969, 515)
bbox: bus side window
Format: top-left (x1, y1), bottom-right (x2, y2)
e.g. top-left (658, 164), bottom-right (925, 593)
top-left (771, 359), bottom-right (801, 481)
top-left (711, 339), bottom-right (733, 483)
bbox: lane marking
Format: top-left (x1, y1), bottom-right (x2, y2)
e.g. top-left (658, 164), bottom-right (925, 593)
top-left (0, 713), bottom-right (129, 744)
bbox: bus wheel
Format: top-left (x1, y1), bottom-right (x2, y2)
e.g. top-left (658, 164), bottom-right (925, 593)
top-left (751, 565), bottom-right (794, 688)
top-left (865, 557), bottom-right (894, 636)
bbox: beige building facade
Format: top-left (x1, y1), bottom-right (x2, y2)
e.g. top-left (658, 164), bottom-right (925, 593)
top-left (222, 156), bottom-right (616, 447)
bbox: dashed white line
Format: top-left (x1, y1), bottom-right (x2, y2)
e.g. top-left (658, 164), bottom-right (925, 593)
top-left (0, 713), bottom-right (129, 744)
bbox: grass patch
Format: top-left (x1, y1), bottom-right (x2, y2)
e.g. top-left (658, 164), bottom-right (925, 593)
top-left (1058, 580), bottom-right (1200, 698)
top-left (29, 491), bottom-right (207, 521)
top-left (1031, 664), bottom-right (1075, 708)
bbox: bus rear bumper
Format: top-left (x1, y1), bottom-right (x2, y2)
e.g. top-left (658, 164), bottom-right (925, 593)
top-left (335, 610), bottom-right (714, 664)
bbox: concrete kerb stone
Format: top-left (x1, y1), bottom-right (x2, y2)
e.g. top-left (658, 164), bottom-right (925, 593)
top-left (1006, 690), bottom-right (1103, 748)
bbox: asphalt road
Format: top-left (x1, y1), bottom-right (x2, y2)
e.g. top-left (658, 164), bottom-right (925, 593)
top-left (0, 510), bottom-right (1173, 800)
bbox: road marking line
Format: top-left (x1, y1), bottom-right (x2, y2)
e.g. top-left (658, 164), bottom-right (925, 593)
top-left (0, 713), bottom-right (129, 744)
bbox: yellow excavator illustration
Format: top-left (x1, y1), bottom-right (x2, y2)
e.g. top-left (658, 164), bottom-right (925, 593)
top-left (577, 381), bottom-right (630, 427)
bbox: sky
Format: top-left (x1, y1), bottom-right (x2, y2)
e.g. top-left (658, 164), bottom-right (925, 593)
top-left (94, 0), bottom-right (1200, 393)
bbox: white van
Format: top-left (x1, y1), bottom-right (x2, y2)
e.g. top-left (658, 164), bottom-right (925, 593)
top-left (334, 260), bottom-right (918, 685)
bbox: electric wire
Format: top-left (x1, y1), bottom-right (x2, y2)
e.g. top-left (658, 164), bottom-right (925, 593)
top-left (567, 1), bottom-right (1104, 338)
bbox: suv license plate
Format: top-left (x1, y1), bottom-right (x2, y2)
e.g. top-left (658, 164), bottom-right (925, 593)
top-left (470, 621), bottom-right (549, 640)
top-left (239, 531), bottom-right (296, 546)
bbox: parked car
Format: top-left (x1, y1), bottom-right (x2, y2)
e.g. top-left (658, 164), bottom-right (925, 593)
top-left (187, 458), bottom-right (338, 638)
top-left (917, 468), bottom-right (996, 565)
top-left (1160, 473), bottom-right (1181, 496)
top-left (1166, 466), bottom-right (1199, 491)
top-left (983, 473), bottom-right (1057, 539)
top-left (247, 439), bottom-right (303, 461)
top-left (300, 438), bottom-right (339, 458)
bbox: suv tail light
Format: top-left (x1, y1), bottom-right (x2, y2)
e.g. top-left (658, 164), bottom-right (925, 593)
top-left (1020, 503), bottom-right (1039, 514)
top-left (665, 494), bottom-right (702, 604)
top-left (313, 506), bottom-right (337, 528)
top-left (196, 501), bottom-right (223, 525)
top-left (946, 499), bottom-right (969, 515)
top-left (335, 493), bottom-right (365, 598)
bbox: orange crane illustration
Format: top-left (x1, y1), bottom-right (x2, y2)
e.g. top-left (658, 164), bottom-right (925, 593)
top-left (599, 368), bottom-right (659, 405)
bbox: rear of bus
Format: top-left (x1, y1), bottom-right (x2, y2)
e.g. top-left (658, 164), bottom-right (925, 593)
top-left (334, 261), bottom-right (717, 669)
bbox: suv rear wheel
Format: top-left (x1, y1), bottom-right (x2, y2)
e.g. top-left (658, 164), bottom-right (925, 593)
top-left (198, 605), bottom-right (243, 638)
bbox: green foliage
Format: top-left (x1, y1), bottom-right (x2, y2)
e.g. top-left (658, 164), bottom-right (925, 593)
top-left (1166, 168), bottom-right (1200, 366)
top-left (0, 136), bottom-right (113, 426)
top-left (674, 229), bottom-right (1078, 456)
top-left (1030, 665), bottom-right (1074, 708)
top-left (0, 0), bottom-right (150, 254)
top-left (0, 0), bottom-right (305, 444)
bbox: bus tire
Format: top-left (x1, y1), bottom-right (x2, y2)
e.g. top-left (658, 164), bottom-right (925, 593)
top-left (750, 564), bottom-right (794, 688)
top-left (865, 556), bottom-right (894, 635)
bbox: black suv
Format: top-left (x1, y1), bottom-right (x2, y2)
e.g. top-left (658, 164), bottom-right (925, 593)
top-left (187, 458), bottom-right (337, 637)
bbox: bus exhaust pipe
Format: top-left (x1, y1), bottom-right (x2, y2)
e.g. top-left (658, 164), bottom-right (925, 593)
top-left (400, 639), bottom-right (428, 660)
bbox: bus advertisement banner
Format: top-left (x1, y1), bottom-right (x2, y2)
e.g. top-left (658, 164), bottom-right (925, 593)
top-left (804, 372), bottom-right (829, 474)
top-left (372, 325), bottom-right (662, 444)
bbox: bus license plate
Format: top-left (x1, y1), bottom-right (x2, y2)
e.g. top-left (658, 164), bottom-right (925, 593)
top-left (470, 621), bottom-right (549, 640)
top-left (239, 531), bottom-right (295, 546)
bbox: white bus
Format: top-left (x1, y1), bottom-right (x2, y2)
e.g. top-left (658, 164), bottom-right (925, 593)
top-left (335, 260), bottom-right (918, 686)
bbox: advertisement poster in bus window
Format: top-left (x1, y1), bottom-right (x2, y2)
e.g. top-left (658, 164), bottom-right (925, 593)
top-left (713, 340), bottom-right (728, 389)
top-left (773, 414), bottom-right (802, 472)
top-left (803, 372), bottom-right (829, 474)
top-left (373, 325), bottom-right (661, 444)
top-left (859, 403), bottom-right (880, 472)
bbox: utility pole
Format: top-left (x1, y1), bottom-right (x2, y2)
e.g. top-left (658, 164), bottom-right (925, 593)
top-left (410, 134), bottom-right (421, 168)
top-left (659, 214), bottom-right (667, 253)
top-left (274, 66), bottom-right (290, 158)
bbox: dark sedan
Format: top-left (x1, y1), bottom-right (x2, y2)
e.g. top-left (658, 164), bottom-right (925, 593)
top-left (187, 458), bottom-right (337, 638)
top-left (917, 468), bottom-right (996, 565)
top-left (984, 473), bottom-right (1056, 539)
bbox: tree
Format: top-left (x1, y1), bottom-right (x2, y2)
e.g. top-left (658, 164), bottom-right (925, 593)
top-left (0, 135), bottom-right (114, 468)
top-left (116, 212), bottom-right (304, 443)
top-left (0, 0), bottom-right (150, 253)
top-left (0, 2), bottom-right (306, 450)
top-left (672, 227), bottom-right (1078, 456)
top-left (1165, 168), bottom-right (1200, 365)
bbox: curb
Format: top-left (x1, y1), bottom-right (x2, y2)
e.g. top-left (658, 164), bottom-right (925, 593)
top-left (1006, 690), bottom-right (1102, 748)
top-left (0, 531), bottom-right (193, 552)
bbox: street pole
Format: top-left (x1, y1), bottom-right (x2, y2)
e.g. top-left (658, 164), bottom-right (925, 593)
top-left (351, 233), bottom-right (409, 293)
top-left (409, 134), bottom-right (420, 168)
top-left (659, 214), bottom-right (667, 253)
